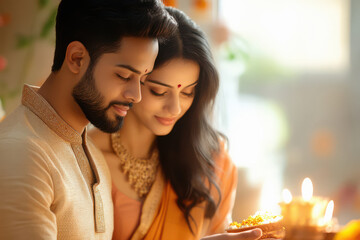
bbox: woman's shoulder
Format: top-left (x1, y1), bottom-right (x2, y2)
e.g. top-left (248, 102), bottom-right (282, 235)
top-left (87, 126), bottom-right (112, 153)
top-left (214, 137), bottom-right (229, 162)
top-left (214, 137), bottom-right (236, 177)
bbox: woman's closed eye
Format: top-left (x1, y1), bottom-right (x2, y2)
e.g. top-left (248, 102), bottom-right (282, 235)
top-left (150, 89), bottom-right (166, 96)
top-left (182, 91), bottom-right (194, 97)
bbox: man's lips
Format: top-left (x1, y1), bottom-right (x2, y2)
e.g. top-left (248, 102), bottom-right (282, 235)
top-left (112, 104), bottom-right (130, 117)
top-left (155, 116), bottom-right (177, 126)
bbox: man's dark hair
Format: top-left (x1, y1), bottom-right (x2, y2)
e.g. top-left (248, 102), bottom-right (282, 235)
top-left (52, 0), bottom-right (177, 71)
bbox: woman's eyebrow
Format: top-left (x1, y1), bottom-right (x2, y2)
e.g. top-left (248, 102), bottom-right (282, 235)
top-left (147, 79), bottom-right (198, 88)
top-left (184, 81), bottom-right (198, 88)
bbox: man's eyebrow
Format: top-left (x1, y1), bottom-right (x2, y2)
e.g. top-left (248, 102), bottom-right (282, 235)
top-left (147, 79), bottom-right (173, 88)
top-left (116, 64), bottom-right (141, 74)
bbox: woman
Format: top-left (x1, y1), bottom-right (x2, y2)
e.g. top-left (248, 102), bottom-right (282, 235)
top-left (89, 7), bottom-right (262, 240)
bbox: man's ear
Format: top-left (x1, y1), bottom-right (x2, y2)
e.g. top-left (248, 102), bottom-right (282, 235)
top-left (64, 41), bottom-right (89, 74)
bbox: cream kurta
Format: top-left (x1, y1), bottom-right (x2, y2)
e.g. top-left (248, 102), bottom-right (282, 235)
top-left (0, 85), bottom-right (113, 240)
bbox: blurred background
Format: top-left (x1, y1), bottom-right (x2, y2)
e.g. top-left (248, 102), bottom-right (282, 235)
top-left (1, 0), bottom-right (360, 228)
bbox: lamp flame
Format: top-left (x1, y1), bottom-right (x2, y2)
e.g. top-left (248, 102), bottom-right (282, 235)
top-left (302, 178), bottom-right (313, 201)
top-left (324, 200), bottom-right (334, 224)
top-left (282, 189), bottom-right (293, 204)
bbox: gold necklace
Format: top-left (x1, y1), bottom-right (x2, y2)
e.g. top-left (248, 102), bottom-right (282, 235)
top-left (111, 132), bottom-right (159, 198)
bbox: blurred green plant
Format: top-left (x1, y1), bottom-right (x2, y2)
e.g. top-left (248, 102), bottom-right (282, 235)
top-left (0, 0), bottom-right (57, 109)
top-left (221, 36), bottom-right (250, 64)
top-left (38, 0), bottom-right (51, 9)
top-left (219, 34), bottom-right (295, 87)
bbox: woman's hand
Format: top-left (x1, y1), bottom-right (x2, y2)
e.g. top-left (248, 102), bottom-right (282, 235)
top-left (200, 228), bottom-right (262, 240)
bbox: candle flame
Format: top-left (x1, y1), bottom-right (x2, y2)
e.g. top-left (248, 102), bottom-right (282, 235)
top-left (324, 200), bottom-right (334, 224)
top-left (302, 177), bottom-right (313, 201)
top-left (282, 189), bottom-right (292, 204)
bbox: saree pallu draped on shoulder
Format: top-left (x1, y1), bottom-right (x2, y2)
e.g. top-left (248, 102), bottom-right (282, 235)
top-left (130, 143), bottom-right (238, 240)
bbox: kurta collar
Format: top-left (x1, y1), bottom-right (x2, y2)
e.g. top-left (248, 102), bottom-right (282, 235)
top-left (21, 84), bottom-right (106, 232)
top-left (21, 84), bottom-right (83, 144)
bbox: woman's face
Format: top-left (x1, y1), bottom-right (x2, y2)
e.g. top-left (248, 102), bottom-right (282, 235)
top-left (128, 58), bottom-right (199, 136)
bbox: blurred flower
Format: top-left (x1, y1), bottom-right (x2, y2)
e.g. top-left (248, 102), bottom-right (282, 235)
top-left (310, 129), bottom-right (336, 158)
top-left (334, 220), bottom-right (360, 240)
top-left (211, 21), bottom-right (230, 47)
top-left (194, 0), bottom-right (209, 11)
top-left (0, 56), bottom-right (7, 72)
top-left (0, 13), bottom-right (11, 27)
top-left (162, 0), bottom-right (177, 7)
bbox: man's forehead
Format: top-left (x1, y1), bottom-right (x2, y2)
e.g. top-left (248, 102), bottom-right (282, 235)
top-left (117, 36), bottom-right (158, 49)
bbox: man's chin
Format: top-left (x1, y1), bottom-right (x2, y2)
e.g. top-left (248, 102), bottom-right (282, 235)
top-left (90, 117), bottom-right (124, 133)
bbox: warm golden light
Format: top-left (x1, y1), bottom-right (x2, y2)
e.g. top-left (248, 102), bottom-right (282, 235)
top-left (302, 178), bottom-right (313, 201)
top-left (282, 188), bottom-right (293, 204)
top-left (324, 200), bottom-right (334, 224)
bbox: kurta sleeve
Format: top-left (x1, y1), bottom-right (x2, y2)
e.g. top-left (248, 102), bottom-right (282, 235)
top-left (206, 142), bottom-right (238, 235)
top-left (0, 140), bottom-right (57, 240)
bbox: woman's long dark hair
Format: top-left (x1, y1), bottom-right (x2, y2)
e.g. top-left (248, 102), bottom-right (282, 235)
top-left (156, 7), bottom-right (223, 233)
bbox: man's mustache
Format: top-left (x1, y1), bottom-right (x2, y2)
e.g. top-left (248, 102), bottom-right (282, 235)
top-left (105, 101), bottom-right (133, 110)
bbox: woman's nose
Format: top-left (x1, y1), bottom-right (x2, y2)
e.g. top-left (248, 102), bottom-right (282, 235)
top-left (167, 95), bottom-right (181, 116)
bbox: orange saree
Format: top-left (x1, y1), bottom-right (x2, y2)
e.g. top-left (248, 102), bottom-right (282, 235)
top-left (129, 144), bottom-right (238, 240)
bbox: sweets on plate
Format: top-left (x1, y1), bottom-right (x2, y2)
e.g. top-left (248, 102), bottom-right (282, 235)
top-left (226, 211), bottom-right (285, 239)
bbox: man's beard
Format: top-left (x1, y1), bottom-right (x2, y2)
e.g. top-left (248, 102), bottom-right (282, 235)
top-left (72, 64), bottom-right (132, 133)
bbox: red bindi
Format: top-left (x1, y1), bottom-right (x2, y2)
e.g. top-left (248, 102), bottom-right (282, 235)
top-left (177, 84), bottom-right (181, 88)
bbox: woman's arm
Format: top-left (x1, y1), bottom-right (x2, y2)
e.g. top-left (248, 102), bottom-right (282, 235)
top-left (206, 141), bottom-right (238, 234)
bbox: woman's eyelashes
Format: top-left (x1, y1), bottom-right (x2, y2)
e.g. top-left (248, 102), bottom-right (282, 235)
top-left (150, 89), bottom-right (166, 96)
top-left (149, 88), bottom-right (195, 97)
top-left (182, 91), bottom-right (194, 97)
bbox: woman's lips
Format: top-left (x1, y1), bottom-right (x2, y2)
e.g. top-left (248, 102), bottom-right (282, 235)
top-left (155, 116), bottom-right (177, 126)
top-left (112, 104), bottom-right (130, 117)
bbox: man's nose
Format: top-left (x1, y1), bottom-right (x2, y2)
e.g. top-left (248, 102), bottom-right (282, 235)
top-left (123, 78), bottom-right (142, 103)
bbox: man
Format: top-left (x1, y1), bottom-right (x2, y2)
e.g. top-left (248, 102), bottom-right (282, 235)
top-left (0, 0), bottom-right (176, 239)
